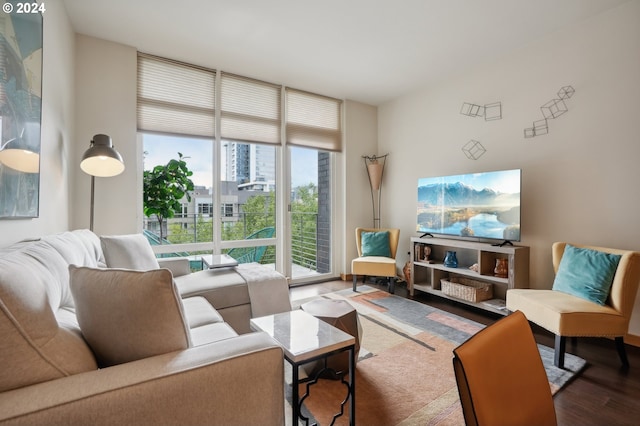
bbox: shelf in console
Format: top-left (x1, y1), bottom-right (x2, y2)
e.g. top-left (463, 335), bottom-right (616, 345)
top-left (412, 283), bottom-right (508, 316)
top-left (416, 261), bottom-right (509, 285)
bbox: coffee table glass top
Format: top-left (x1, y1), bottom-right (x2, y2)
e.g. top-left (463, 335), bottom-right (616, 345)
top-left (250, 310), bottom-right (355, 363)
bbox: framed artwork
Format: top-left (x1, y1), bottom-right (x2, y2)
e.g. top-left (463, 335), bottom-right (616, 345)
top-left (0, 3), bottom-right (43, 218)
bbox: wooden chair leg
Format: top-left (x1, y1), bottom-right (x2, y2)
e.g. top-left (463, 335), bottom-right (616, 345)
top-left (615, 336), bottom-right (630, 368)
top-left (388, 277), bottom-right (395, 294)
top-left (554, 335), bottom-right (566, 369)
top-left (352, 275), bottom-right (357, 292)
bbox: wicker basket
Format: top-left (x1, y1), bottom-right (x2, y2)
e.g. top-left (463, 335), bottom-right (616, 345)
top-left (440, 277), bottom-right (493, 303)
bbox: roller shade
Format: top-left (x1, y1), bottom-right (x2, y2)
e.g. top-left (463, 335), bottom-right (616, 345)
top-left (137, 53), bottom-right (216, 138)
top-left (286, 88), bottom-right (342, 152)
top-left (221, 73), bottom-right (281, 144)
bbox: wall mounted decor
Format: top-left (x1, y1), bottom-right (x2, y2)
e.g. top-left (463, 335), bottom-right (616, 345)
top-left (460, 101), bottom-right (502, 121)
top-left (462, 140), bottom-right (486, 160)
top-left (0, 6), bottom-right (43, 218)
top-left (525, 86), bottom-right (575, 138)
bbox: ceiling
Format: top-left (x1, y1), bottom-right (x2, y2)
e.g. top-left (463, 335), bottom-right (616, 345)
top-left (62, 0), bottom-right (629, 106)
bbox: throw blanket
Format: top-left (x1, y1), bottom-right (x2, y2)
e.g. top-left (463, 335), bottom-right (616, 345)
top-left (235, 263), bottom-right (292, 317)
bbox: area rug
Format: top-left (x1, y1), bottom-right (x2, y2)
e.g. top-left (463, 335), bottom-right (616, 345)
top-left (285, 285), bottom-right (587, 426)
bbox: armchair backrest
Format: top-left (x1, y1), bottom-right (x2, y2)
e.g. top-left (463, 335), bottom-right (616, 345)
top-left (552, 242), bottom-right (640, 320)
top-left (355, 228), bottom-right (400, 259)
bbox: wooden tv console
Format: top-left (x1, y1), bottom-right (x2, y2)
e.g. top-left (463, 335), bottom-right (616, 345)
top-left (409, 237), bottom-right (529, 315)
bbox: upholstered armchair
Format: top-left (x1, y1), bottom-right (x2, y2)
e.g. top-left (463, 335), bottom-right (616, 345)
top-left (351, 227), bottom-right (400, 293)
top-left (507, 242), bottom-right (640, 368)
top-left (453, 310), bottom-right (557, 426)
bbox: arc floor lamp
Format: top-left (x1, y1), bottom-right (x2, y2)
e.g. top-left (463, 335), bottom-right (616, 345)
top-left (80, 134), bottom-right (125, 231)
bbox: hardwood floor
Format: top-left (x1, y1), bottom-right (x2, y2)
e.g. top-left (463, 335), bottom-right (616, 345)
top-left (290, 279), bottom-right (640, 426)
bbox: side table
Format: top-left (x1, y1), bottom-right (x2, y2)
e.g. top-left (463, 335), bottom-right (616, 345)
top-left (250, 310), bottom-right (356, 426)
top-left (301, 299), bottom-right (362, 378)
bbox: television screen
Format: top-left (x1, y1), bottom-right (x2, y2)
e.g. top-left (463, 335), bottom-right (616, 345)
top-left (417, 169), bottom-right (521, 242)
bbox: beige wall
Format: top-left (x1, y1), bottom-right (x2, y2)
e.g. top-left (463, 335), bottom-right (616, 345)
top-left (71, 35), bottom-right (139, 235)
top-left (342, 100), bottom-right (378, 274)
top-left (378, 1), bottom-right (640, 337)
top-left (0, 3), bottom-right (75, 246)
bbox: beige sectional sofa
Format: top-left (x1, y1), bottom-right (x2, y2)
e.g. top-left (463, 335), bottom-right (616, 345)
top-left (0, 230), bottom-right (287, 425)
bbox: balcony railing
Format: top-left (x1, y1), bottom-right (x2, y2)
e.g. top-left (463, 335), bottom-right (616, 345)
top-left (143, 212), bottom-right (320, 273)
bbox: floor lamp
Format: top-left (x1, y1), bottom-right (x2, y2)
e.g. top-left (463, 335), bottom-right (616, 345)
top-left (80, 134), bottom-right (125, 231)
top-left (363, 154), bottom-right (387, 229)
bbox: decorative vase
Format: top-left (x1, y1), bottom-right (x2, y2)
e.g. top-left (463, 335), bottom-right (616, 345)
top-left (494, 258), bottom-right (508, 278)
top-left (403, 261), bottom-right (411, 284)
top-left (443, 251), bottom-right (458, 268)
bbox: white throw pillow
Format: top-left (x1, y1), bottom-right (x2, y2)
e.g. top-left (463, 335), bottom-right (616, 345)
top-left (100, 234), bottom-right (160, 270)
top-left (69, 266), bottom-right (191, 367)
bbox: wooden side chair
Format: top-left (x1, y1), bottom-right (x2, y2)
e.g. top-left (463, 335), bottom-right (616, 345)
top-left (507, 242), bottom-right (640, 368)
top-left (351, 228), bottom-right (400, 293)
top-left (453, 310), bottom-right (557, 426)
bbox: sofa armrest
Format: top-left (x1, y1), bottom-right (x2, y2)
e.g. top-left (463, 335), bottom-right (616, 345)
top-left (0, 332), bottom-right (284, 426)
top-left (158, 257), bottom-right (192, 277)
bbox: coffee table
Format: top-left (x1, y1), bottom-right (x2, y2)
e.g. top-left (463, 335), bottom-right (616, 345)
top-left (250, 309), bottom-right (356, 426)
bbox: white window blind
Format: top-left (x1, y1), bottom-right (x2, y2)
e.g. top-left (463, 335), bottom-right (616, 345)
top-left (221, 73), bottom-right (281, 145)
top-left (286, 88), bottom-right (342, 152)
top-left (137, 53), bottom-right (216, 138)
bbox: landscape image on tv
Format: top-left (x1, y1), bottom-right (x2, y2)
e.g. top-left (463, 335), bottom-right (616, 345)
top-left (417, 169), bottom-right (521, 241)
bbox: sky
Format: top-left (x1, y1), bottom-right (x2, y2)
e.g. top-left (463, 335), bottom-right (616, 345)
top-left (418, 169), bottom-right (521, 194)
top-left (142, 133), bottom-right (317, 189)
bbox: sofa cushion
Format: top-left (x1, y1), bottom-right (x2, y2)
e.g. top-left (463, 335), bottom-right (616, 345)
top-left (190, 322), bottom-right (238, 347)
top-left (181, 296), bottom-right (225, 328)
top-left (175, 268), bottom-right (251, 310)
top-left (100, 234), bottom-right (160, 270)
top-left (70, 266), bottom-right (191, 367)
top-left (0, 243), bottom-right (98, 393)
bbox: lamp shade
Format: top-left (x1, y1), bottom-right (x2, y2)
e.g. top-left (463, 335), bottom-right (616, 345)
top-left (367, 161), bottom-right (384, 190)
top-left (80, 134), bottom-right (125, 177)
top-left (0, 134), bottom-right (40, 173)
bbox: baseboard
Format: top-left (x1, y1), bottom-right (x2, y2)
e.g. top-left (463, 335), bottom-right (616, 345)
top-left (340, 273), bottom-right (353, 281)
top-left (626, 333), bottom-right (640, 348)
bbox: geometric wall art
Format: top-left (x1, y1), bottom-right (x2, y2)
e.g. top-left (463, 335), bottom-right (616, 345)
top-left (525, 86), bottom-right (575, 138)
top-left (460, 101), bottom-right (502, 121)
top-left (462, 139), bottom-right (487, 160)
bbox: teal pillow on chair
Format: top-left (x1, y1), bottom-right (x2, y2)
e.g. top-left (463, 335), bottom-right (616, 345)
top-left (361, 231), bottom-right (391, 257)
top-left (552, 244), bottom-right (621, 305)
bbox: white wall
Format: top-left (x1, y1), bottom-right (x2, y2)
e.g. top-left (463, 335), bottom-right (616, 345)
top-left (72, 35), bottom-right (139, 235)
top-left (342, 100), bottom-right (378, 274)
top-left (0, 3), bottom-right (75, 247)
top-left (378, 1), bottom-right (640, 339)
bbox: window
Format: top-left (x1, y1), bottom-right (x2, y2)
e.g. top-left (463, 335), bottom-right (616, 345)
top-left (221, 203), bottom-right (234, 217)
top-left (138, 54), bottom-right (342, 277)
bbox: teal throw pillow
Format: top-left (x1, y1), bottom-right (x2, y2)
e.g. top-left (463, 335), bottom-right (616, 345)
top-left (361, 231), bottom-right (391, 257)
top-left (552, 244), bottom-right (621, 305)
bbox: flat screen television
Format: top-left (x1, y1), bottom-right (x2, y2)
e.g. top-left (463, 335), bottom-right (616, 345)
top-left (417, 169), bottom-right (521, 242)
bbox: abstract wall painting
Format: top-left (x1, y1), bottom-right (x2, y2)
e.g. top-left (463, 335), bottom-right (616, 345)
top-left (0, 4), bottom-right (42, 218)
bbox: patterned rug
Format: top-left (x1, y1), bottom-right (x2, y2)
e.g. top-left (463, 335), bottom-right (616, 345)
top-left (286, 285), bottom-right (587, 426)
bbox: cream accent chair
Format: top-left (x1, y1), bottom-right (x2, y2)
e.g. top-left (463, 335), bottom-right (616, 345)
top-left (507, 242), bottom-right (640, 368)
top-left (351, 228), bottom-right (400, 294)
top-left (453, 310), bottom-right (557, 426)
